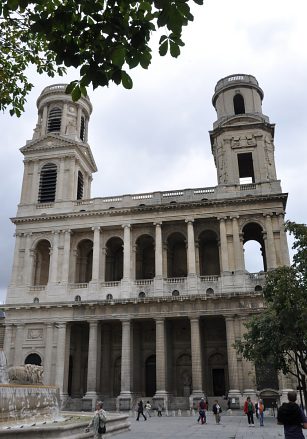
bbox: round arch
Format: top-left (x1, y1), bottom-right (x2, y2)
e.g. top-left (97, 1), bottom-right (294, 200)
top-left (243, 222), bottom-right (266, 272)
top-left (135, 234), bottom-right (155, 279)
top-left (25, 352), bottom-right (42, 366)
top-left (167, 232), bottom-right (187, 278)
top-left (105, 237), bottom-right (123, 281)
top-left (198, 230), bottom-right (220, 276)
top-left (33, 239), bottom-right (51, 286)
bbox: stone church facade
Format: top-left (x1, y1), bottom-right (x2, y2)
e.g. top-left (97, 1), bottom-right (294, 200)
top-left (3, 74), bottom-right (293, 411)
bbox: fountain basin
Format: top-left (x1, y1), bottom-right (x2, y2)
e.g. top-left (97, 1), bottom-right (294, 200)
top-left (0, 412), bottom-right (130, 438)
top-left (0, 384), bottom-right (59, 424)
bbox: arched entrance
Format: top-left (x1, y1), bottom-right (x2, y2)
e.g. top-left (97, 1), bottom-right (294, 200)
top-left (145, 355), bottom-right (156, 396)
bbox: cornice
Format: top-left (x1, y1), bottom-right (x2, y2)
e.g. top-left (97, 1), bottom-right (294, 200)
top-left (11, 193), bottom-right (288, 225)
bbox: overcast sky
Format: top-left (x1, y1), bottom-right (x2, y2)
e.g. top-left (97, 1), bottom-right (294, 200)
top-left (1, 0), bottom-right (307, 303)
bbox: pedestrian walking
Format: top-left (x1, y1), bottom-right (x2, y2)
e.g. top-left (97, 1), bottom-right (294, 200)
top-left (136, 400), bottom-right (147, 421)
top-left (144, 401), bottom-right (152, 418)
top-left (197, 397), bottom-right (207, 424)
top-left (157, 403), bottom-right (163, 417)
top-left (212, 400), bottom-right (222, 424)
top-left (277, 390), bottom-right (307, 439)
top-left (257, 399), bottom-right (265, 427)
top-left (243, 396), bottom-right (255, 427)
top-left (85, 401), bottom-right (107, 439)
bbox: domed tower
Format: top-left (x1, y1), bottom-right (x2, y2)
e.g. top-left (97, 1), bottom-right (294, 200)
top-left (210, 74), bottom-right (279, 191)
top-left (19, 84), bottom-right (97, 208)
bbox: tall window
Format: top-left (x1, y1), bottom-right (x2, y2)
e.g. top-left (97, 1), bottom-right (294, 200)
top-left (77, 171), bottom-right (84, 200)
top-left (47, 107), bottom-right (62, 132)
top-left (38, 163), bottom-right (57, 203)
top-left (238, 152), bottom-right (255, 184)
top-left (80, 116), bottom-right (85, 141)
top-left (233, 93), bottom-right (245, 115)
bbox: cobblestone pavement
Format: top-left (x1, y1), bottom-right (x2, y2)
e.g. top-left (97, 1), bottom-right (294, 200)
top-left (122, 412), bottom-right (307, 439)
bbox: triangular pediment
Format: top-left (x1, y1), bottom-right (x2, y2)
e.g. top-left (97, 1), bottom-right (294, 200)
top-left (20, 134), bottom-right (97, 172)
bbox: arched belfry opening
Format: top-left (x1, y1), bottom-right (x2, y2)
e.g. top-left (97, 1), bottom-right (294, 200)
top-left (243, 222), bottom-right (267, 272)
top-left (105, 237), bottom-right (123, 281)
top-left (233, 93), bottom-right (245, 114)
top-left (75, 239), bottom-right (93, 283)
top-left (38, 163), bottom-right (57, 203)
top-left (135, 234), bottom-right (155, 279)
top-left (33, 239), bottom-right (51, 285)
top-left (167, 232), bottom-right (187, 278)
top-left (198, 230), bottom-right (220, 276)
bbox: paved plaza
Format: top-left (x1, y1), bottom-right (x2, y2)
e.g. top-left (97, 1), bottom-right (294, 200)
top-left (122, 412), bottom-right (307, 439)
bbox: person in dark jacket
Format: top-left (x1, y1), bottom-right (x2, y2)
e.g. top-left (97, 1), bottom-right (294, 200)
top-left (212, 400), bottom-right (222, 424)
top-left (136, 399), bottom-right (147, 421)
top-left (277, 391), bottom-right (307, 439)
top-left (243, 396), bottom-right (255, 426)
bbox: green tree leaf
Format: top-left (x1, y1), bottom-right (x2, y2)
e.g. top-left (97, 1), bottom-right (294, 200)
top-left (121, 71), bottom-right (133, 89)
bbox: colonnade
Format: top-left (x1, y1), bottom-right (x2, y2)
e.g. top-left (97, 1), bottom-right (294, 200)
top-left (10, 213), bottom-right (289, 288)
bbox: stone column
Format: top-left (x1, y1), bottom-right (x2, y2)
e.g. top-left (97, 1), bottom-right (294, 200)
top-left (240, 317), bottom-right (256, 395)
top-left (14, 324), bottom-right (25, 365)
top-left (10, 233), bottom-right (23, 285)
top-left (278, 214), bottom-right (290, 266)
top-left (56, 158), bottom-right (65, 201)
top-left (118, 319), bottom-right (133, 410)
top-left (31, 161), bottom-right (39, 203)
top-left (49, 231), bottom-right (60, 283)
top-left (91, 227), bottom-right (101, 283)
top-left (122, 224), bottom-right (131, 280)
top-left (232, 217), bottom-right (244, 271)
top-left (3, 324), bottom-right (13, 367)
top-left (219, 218), bottom-right (229, 272)
top-left (55, 323), bottom-right (67, 396)
top-left (60, 103), bottom-right (68, 136)
top-left (41, 105), bottom-right (48, 136)
top-left (84, 321), bottom-right (99, 409)
top-left (44, 323), bottom-right (54, 384)
top-left (24, 233), bottom-right (34, 286)
top-left (62, 230), bottom-right (71, 284)
top-left (154, 222), bottom-right (163, 278)
top-left (186, 219), bottom-right (196, 275)
top-left (225, 317), bottom-right (241, 399)
top-left (190, 317), bottom-right (204, 406)
top-left (264, 214), bottom-right (277, 269)
top-left (154, 318), bottom-right (169, 409)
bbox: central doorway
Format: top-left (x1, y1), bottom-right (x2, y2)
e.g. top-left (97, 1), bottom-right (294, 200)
top-left (145, 355), bottom-right (156, 396)
top-left (212, 368), bottom-right (226, 396)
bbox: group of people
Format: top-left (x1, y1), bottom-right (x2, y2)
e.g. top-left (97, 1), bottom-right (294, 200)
top-left (243, 396), bottom-right (265, 427)
top-left (197, 398), bottom-right (222, 425)
top-left (243, 391), bottom-right (307, 438)
top-left (85, 391), bottom-right (307, 439)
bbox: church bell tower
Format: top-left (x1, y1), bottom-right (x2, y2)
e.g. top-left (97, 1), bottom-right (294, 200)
top-left (18, 84), bottom-right (97, 211)
top-left (210, 74), bottom-right (280, 193)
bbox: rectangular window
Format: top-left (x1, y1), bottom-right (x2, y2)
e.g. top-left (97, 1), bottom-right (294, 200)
top-left (238, 152), bottom-right (255, 184)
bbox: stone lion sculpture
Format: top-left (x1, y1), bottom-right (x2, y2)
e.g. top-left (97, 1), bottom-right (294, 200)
top-left (8, 364), bottom-right (44, 384)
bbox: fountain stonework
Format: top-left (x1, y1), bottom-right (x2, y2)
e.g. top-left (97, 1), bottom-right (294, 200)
top-left (0, 351), bottom-right (130, 438)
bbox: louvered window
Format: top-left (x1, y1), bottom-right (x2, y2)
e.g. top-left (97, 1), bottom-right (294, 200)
top-left (47, 107), bottom-right (62, 132)
top-left (80, 116), bottom-right (85, 141)
top-left (38, 163), bottom-right (57, 203)
top-left (77, 171), bottom-right (84, 200)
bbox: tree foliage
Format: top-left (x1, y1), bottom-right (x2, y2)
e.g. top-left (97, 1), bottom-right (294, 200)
top-left (236, 221), bottom-right (307, 408)
top-left (0, 0), bottom-right (203, 116)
